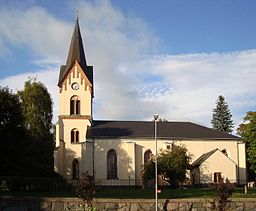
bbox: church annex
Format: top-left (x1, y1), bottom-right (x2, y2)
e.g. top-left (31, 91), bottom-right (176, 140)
top-left (54, 18), bottom-right (247, 186)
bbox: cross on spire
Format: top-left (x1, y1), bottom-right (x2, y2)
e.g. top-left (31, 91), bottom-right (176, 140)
top-left (76, 10), bottom-right (79, 21)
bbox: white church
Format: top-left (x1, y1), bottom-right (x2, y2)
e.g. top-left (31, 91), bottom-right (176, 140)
top-left (54, 18), bottom-right (247, 186)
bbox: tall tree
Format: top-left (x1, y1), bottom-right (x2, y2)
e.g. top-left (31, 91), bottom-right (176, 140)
top-left (211, 95), bottom-right (234, 134)
top-left (18, 79), bottom-right (54, 176)
top-left (0, 87), bottom-right (28, 176)
top-left (237, 111), bottom-right (256, 181)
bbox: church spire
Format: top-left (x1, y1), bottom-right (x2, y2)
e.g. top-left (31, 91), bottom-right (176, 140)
top-left (58, 16), bottom-right (93, 87)
top-left (66, 16), bottom-right (87, 71)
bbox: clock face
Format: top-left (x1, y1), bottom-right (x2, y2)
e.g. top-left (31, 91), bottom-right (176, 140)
top-left (71, 82), bottom-right (79, 90)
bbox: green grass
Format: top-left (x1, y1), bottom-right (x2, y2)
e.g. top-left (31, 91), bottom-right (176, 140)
top-left (94, 187), bottom-right (256, 199)
top-left (1, 187), bottom-right (256, 199)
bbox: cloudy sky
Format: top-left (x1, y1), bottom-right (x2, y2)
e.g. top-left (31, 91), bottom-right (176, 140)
top-left (0, 0), bottom-right (256, 133)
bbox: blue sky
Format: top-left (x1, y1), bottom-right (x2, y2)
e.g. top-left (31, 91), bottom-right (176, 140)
top-left (0, 0), bottom-right (256, 132)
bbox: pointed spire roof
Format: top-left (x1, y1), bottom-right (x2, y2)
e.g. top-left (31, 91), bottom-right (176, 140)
top-left (58, 17), bottom-right (93, 87)
top-left (66, 17), bottom-right (87, 71)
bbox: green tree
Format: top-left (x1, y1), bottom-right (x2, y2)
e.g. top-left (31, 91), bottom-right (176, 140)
top-left (18, 79), bottom-right (54, 176)
top-left (142, 145), bottom-right (191, 188)
top-left (141, 160), bottom-right (155, 188)
top-left (211, 95), bottom-right (234, 134)
top-left (237, 111), bottom-right (256, 181)
top-left (214, 178), bottom-right (235, 211)
top-left (158, 145), bottom-right (191, 188)
top-left (0, 87), bottom-right (28, 176)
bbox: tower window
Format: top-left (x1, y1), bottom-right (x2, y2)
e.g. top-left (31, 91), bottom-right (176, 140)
top-left (70, 95), bottom-right (80, 115)
top-left (71, 128), bottom-right (79, 143)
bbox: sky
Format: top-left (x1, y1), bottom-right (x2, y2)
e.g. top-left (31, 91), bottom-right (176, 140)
top-left (0, 0), bottom-right (256, 133)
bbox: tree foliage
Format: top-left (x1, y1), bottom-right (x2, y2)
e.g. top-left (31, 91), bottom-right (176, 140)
top-left (0, 80), bottom-right (54, 177)
top-left (0, 87), bottom-right (28, 176)
top-left (158, 145), bottom-right (191, 188)
top-left (18, 79), bottom-right (54, 176)
top-left (237, 111), bottom-right (256, 181)
top-left (214, 178), bottom-right (235, 211)
top-left (141, 160), bottom-right (155, 188)
top-left (18, 79), bottom-right (53, 138)
top-left (142, 145), bottom-right (191, 188)
top-left (75, 173), bottom-right (95, 209)
top-left (211, 95), bottom-right (234, 134)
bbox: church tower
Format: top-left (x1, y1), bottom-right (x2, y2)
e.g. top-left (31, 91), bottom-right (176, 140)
top-left (54, 17), bottom-right (93, 179)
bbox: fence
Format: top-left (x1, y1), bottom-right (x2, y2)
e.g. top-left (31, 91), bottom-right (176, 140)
top-left (0, 176), bottom-right (74, 192)
top-left (95, 178), bottom-right (143, 187)
top-left (0, 176), bottom-right (146, 192)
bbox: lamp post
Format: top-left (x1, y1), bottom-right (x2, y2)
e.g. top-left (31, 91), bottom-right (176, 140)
top-left (154, 114), bottom-right (159, 211)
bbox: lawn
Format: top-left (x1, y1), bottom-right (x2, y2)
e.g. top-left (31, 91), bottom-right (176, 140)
top-left (94, 187), bottom-right (256, 199)
top-left (1, 187), bottom-right (256, 199)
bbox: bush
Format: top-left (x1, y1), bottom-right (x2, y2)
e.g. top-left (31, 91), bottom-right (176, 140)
top-left (214, 178), bottom-right (235, 211)
top-left (75, 173), bottom-right (96, 209)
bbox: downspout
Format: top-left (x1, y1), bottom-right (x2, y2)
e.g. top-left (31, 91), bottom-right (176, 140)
top-left (93, 137), bottom-right (95, 175)
top-left (237, 142), bottom-right (240, 185)
top-left (245, 141), bottom-right (248, 185)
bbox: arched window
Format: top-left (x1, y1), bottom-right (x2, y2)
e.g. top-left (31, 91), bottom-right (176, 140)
top-left (107, 149), bottom-right (117, 179)
top-left (144, 149), bottom-right (152, 163)
top-left (70, 96), bottom-right (80, 115)
top-left (72, 159), bottom-right (79, 179)
top-left (71, 128), bottom-right (79, 143)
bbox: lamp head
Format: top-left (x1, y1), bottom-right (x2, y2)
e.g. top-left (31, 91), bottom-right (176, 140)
top-left (154, 114), bottom-right (159, 121)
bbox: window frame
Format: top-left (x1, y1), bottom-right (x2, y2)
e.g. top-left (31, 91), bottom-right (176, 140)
top-left (70, 95), bottom-right (80, 115)
top-left (71, 128), bottom-right (79, 143)
top-left (107, 149), bottom-right (118, 179)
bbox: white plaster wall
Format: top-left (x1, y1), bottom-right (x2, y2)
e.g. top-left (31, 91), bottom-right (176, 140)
top-left (180, 140), bottom-right (239, 163)
top-left (93, 138), bottom-right (243, 184)
top-left (82, 141), bottom-right (93, 175)
top-left (238, 143), bottom-right (247, 184)
top-left (62, 119), bottom-right (90, 144)
top-left (199, 150), bottom-right (237, 183)
top-left (94, 139), bottom-right (135, 179)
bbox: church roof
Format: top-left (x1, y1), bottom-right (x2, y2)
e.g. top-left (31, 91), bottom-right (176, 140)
top-left (87, 121), bottom-right (240, 140)
top-left (191, 149), bottom-right (218, 167)
top-left (58, 18), bottom-right (93, 86)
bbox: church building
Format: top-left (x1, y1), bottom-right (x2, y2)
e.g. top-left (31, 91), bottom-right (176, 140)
top-left (54, 18), bottom-right (247, 186)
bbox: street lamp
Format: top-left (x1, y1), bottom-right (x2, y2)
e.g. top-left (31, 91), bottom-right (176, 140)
top-left (154, 114), bottom-right (159, 211)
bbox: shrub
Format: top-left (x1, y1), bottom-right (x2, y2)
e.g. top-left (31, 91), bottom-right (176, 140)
top-left (214, 178), bottom-right (235, 211)
top-left (75, 173), bottom-right (95, 210)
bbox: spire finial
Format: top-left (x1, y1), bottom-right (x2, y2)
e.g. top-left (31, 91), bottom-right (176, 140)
top-left (76, 10), bottom-right (79, 21)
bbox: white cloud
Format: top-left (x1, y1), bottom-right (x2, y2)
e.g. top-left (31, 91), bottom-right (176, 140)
top-left (133, 50), bottom-right (256, 129)
top-left (0, 1), bottom-right (256, 134)
top-left (0, 6), bottom-right (71, 60)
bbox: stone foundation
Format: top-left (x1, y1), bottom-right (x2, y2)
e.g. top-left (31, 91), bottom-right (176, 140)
top-left (1, 196), bottom-right (256, 210)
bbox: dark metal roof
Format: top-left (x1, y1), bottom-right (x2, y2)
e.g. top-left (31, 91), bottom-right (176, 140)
top-left (191, 149), bottom-right (218, 167)
top-left (58, 18), bottom-right (93, 86)
top-left (87, 120), bottom-right (240, 139)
